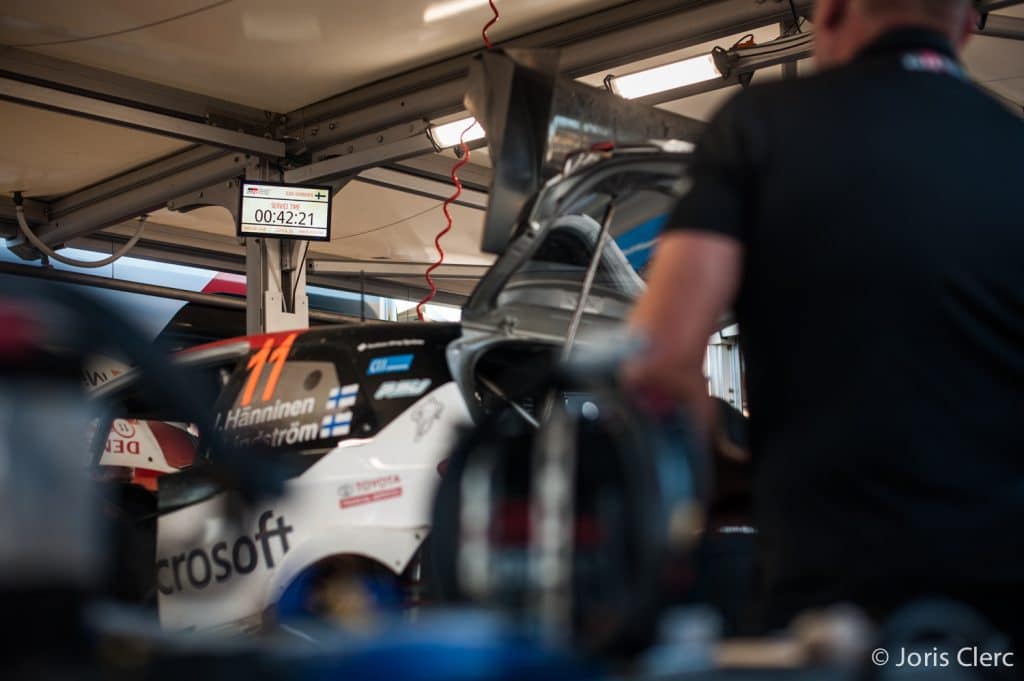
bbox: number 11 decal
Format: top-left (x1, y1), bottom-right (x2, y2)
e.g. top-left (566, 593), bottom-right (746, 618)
top-left (240, 333), bottom-right (298, 406)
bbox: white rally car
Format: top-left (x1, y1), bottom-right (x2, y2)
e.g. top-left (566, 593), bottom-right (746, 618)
top-left (93, 148), bottom-right (683, 633)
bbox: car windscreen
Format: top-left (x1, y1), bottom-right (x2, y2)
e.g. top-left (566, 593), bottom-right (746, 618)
top-left (507, 214), bottom-right (646, 300)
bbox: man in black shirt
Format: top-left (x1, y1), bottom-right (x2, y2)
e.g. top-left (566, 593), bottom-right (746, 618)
top-left (624, 0), bottom-right (1024, 636)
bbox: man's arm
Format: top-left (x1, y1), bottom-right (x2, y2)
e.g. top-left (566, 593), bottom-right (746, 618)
top-left (622, 231), bottom-right (743, 443)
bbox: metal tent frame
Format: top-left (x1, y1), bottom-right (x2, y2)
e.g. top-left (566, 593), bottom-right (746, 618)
top-left (0, 0), bottom-right (1019, 328)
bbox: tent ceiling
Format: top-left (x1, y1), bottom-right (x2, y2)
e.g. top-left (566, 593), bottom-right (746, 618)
top-left (0, 100), bottom-right (189, 198)
top-left (0, 0), bottom-right (622, 111)
top-left (1, 1), bottom-right (1021, 298)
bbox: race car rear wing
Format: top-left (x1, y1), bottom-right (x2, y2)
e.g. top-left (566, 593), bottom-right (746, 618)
top-left (464, 49), bottom-right (705, 254)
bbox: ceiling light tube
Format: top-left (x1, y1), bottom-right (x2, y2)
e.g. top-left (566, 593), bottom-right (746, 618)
top-left (423, 0), bottom-right (490, 24)
top-left (428, 116), bottom-right (486, 149)
top-left (608, 53), bottom-right (721, 99)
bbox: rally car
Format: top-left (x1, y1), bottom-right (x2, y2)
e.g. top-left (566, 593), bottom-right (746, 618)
top-left (93, 147), bottom-right (686, 633)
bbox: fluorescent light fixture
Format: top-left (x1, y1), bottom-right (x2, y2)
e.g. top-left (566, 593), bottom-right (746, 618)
top-left (423, 0), bottom-right (489, 23)
top-left (429, 116), bottom-right (486, 148)
top-left (609, 53), bottom-right (721, 99)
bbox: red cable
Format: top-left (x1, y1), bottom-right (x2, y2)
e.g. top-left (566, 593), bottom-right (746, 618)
top-left (416, 122), bottom-right (475, 320)
top-left (482, 0), bottom-right (499, 49)
top-left (418, 0), bottom-right (499, 321)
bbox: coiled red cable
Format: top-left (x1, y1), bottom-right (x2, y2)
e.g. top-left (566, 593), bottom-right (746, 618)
top-left (417, 0), bottom-right (499, 320)
top-left (482, 0), bottom-right (499, 49)
top-left (415, 121), bottom-right (475, 321)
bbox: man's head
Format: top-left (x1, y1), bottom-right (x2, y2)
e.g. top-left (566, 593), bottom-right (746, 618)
top-left (813, 0), bottom-right (977, 69)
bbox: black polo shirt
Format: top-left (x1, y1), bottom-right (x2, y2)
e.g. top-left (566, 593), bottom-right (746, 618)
top-left (668, 29), bottom-right (1024, 624)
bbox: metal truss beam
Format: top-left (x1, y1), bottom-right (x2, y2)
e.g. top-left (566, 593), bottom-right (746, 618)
top-left (282, 0), bottom-right (815, 155)
top-left (51, 145), bottom-right (226, 218)
top-left (0, 195), bottom-right (48, 238)
top-left (70, 221), bottom-right (470, 306)
top-left (979, 1), bottom-right (1024, 11)
top-left (71, 220), bottom-right (245, 271)
top-left (391, 155), bottom-right (492, 194)
top-left (0, 261), bottom-right (358, 325)
top-left (977, 13), bottom-right (1024, 41)
top-left (0, 47), bottom-right (277, 131)
top-left (310, 259), bottom-right (490, 279)
top-left (10, 150), bottom-right (258, 255)
top-left (284, 129), bottom-right (435, 185)
top-left (0, 77), bottom-right (285, 156)
top-left (355, 167), bottom-right (489, 209)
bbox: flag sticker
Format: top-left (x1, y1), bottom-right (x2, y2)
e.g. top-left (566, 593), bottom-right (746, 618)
top-left (320, 412), bottom-right (353, 439)
top-left (326, 384), bottom-right (358, 411)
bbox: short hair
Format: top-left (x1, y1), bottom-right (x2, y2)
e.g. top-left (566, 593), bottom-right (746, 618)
top-left (859, 0), bottom-right (972, 22)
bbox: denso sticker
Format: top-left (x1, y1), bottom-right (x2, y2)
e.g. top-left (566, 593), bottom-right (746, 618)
top-left (367, 354), bottom-right (413, 375)
top-left (374, 378), bottom-right (431, 400)
top-left (106, 438), bottom-right (141, 455)
top-left (338, 475), bottom-right (403, 509)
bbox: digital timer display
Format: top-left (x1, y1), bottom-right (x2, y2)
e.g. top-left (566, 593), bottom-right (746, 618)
top-left (238, 181), bottom-right (332, 241)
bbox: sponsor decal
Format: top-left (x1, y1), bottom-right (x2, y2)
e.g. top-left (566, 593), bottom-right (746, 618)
top-left (156, 510), bottom-right (293, 595)
top-left (338, 475), bottom-right (403, 509)
top-left (411, 396), bottom-right (444, 442)
top-left (106, 438), bottom-right (141, 456)
top-left (374, 378), bottom-right (432, 400)
top-left (320, 412), bottom-right (353, 439)
top-left (105, 438), bottom-right (140, 454)
top-left (326, 383), bottom-right (358, 410)
top-left (83, 366), bottom-right (124, 388)
top-left (356, 339), bottom-right (425, 353)
top-left (240, 333), bottom-right (298, 407)
top-left (231, 420), bottom-right (320, 449)
top-left (83, 370), bottom-right (109, 387)
top-left (216, 397), bottom-right (316, 431)
top-left (112, 419), bottom-right (136, 438)
top-left (367, 354), bottom-right (414, 375)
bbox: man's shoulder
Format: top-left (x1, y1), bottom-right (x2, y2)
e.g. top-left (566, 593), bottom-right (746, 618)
top-left (698, 71), bottom-right (845, 143)
top-left (723, 65), bottom-right (859, 112)
top-left (728, 61), bottom-right (1022, 125)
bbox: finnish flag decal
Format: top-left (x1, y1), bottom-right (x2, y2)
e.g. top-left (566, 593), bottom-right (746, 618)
top-left (321, 412), bottom-right (353, 439)
top-left (326, 384), bottom-right (358, 411)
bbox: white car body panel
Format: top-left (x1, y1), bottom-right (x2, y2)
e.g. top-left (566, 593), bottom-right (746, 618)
top-left (156, 381), bottom-right (471, 631)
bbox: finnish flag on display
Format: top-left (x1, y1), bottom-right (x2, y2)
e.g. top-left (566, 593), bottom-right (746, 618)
top-left (327, 384), bottom-right (358, 410)
top-left (321, 412), bottom-right (352, 439)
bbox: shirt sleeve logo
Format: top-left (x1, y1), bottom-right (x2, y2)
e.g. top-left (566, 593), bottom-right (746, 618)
top-left (901, 50), bottom-right (966, 80)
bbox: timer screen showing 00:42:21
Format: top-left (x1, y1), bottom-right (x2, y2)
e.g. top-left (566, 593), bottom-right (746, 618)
top-left (251, 209), bottom-right (317, 226)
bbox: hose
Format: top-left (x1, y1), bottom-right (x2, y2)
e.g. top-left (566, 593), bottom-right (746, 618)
top-left (13, 195), bottom-right (147, 268)
top-left (415, 121), bottom-right (474, 320)
top-left (482, 0), bottom-right (499, 48)
top-left (416, 0), bottom-right (499, 320)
